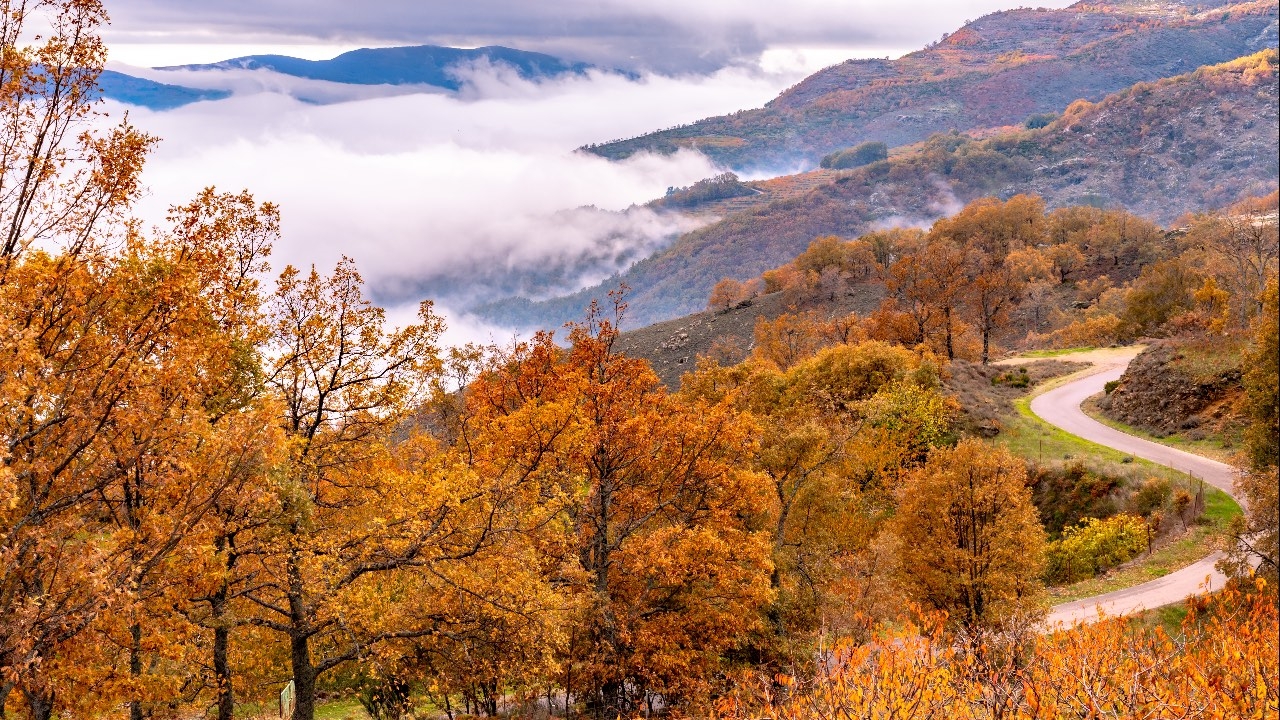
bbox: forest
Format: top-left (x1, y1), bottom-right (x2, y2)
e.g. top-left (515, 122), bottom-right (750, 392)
top-left (1, 2), bottom-right (1277, 720)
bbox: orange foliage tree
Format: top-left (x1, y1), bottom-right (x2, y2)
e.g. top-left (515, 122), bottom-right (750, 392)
top-left (458, 296), bottom-right (774, 714)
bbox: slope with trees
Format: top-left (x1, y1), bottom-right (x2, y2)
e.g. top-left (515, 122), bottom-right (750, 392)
top-left (484, 50), bottom-right (1279, 329)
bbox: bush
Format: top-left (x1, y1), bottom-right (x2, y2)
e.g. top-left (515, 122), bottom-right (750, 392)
top-left (1044, 514), bottom-right (1149, 584)
top-left (1131, 476), bottom-right (1172, 516)
top-left (1104, 379), bottom-right (1120, 394)
top-left (992, 367), bottom-right (1030, 388)
top-left (1030, 461), bottom-right (1124, 535)
top-left (358, 676), bottom-right (414, 720)
top-left (1024, 112), bottom-right (1058, 129)
top-left (821, 141), bottom-right (889, 170)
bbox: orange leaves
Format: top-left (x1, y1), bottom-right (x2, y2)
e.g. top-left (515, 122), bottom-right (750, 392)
top-left (723, 585), bottom-right (1279, 720)
top-left (454, 304), bottom-right (773, 712)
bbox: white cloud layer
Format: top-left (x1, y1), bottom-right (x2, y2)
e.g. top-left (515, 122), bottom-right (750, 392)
top-left (120, 63), bottom-right (809, 346)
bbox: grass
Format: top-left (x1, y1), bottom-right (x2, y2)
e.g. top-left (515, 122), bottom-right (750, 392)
top-left (315, 699), bottom-right (369, 720)
top-left (1170, 335), bottom-right (1247, 383)
top-left (1016, 346), bottom-right (1097, 358)
top-left (1002, 396), bottom-right (1142, 466)
top-left (1126, 601), bottom-right (1192, 636)
top-left (1080, 394), bottom-right (1241, 465)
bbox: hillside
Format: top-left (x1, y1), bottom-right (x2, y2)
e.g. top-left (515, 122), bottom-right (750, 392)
top-left (478, 50), bottom-right (1279, 330)
top-left (585, 0), bottom-right (1277, 171)
top-left (163, 45), bottom-right (593, 90)
top-left (96, 70), bottom-right (230, 109)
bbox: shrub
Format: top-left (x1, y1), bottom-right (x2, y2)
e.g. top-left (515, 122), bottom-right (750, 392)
top-left (1044, 514), bottom-right (1149, 584)
top-left (992, 367), bottom-right (1030, 388)
top-left (1104, 380), bottom-right (1120, 394)
top-left (1024, 112), bottom-right (1058, 129)
top-left (1132, 476), bottom-right (1172, 516)
top-left (821, 141), bottom-right (889, 170)
top-left (1030, 461), bottom-right (1124, 535)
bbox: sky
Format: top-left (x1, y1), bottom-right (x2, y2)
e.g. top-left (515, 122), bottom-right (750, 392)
top-left (100, 0), bottom-right (1077, 345)
top-left (104, 1), bottom-right (1076, 72)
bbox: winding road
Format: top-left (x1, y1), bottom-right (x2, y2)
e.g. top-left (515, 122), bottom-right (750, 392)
top-left (1016, 349), bottom-right (1242, 627)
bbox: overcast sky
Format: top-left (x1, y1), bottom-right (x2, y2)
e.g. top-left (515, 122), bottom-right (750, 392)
top-left (105, 0), bottom-right (1077, 72)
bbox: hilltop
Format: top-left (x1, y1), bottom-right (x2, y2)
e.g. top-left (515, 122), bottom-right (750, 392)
top-left (161, 45), bottom-right (593, 89)
top-left (478, 50), bottom-right (1279, 329)
top-left (585, 0), bottom-right (1277, 172)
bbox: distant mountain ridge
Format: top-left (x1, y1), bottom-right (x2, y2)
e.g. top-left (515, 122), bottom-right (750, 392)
top-left (585, 0), bottom-right (1277, 171)
top-left (481, 50), bottom-right (1280, 330)
top-left (96, 70), bottom-right (230, 110)
top-left (160, 45), bottom-right (594, 90)
top-left (99, 44), bottom-right (595, 110)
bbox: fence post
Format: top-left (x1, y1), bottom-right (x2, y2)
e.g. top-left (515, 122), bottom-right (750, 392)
top-left (280, 680), bottom-right (295, 720)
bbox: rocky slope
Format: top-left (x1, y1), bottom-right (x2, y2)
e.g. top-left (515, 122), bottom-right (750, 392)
top-left (1099, 340), bottom-right (1245, 439)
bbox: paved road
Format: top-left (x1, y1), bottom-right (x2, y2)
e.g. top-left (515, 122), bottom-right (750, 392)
top-left (1029, 354), bottom-right (1242, 627)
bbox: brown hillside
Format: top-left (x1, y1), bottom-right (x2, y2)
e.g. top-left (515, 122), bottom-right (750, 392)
top-left (586, 0), bottom-right (1277, 171)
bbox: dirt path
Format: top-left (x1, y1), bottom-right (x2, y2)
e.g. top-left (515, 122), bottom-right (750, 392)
top-left (1009, 348), bottom-right (1242, 627)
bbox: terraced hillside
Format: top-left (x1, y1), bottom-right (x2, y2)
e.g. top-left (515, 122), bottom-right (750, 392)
top-left (585, 0), bottom-right (1277, 171)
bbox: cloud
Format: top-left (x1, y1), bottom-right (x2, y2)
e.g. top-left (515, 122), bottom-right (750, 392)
top-left (118, 62), bottom-right (800, 345)
top-left (104, 0), bottom-right (1077, 74)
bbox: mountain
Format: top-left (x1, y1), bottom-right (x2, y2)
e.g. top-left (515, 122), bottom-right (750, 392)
top-left (161, 45), bottom-right (594, 90)
top-left (478, 50), bottom-right (1280, 330)
top-left (585, 0), bottom-right (1277, 172)
top-left (96, 70), bottom-right (230, 110)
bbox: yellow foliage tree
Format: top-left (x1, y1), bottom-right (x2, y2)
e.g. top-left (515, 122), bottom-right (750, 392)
top-left (890, 440), bottom-right (1046, 630)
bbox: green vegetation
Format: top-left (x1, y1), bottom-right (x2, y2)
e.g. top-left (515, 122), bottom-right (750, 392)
top-left (1047, 523), bottom-right (1226, 605)
top-left (1017, 346), bottom-right (1097, 358)
top-left (820, 141), bottom-right (888, 169)
top-left (315, 699), bottom-right (368, 720)
top-left (657, 171), bottom-right (755, 209)
top-left (1024, 112), bottom-right (1057, 129)
top-left (1044, 514), bottom-right (1148, 584)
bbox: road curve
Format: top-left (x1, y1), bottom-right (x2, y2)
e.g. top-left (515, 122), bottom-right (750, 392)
top-left (1031, 355), bottom-right (1241, 627)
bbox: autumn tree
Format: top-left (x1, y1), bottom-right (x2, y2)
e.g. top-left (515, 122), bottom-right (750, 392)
top-left (1223, 278), bottom-right (1279, 581)
top-left (462, 298), bottom-right (773, 714)
top-left (1119, 258), bottom-right (1201, 337)
top-left (238, 260), bottom-right (490, 720)
top-left (1186, 192), bottom-right (1280, 327)
top-left (0, 0), bottom-right (153, 262)
top-left (723, 582), bottom-right (1278, 720)
top-left (681, 340), bottom-right (955, 666)
top-left (0, 214), bottom-right (284, 718)
top-left (708, 277), bottom-right (747, 311)
top-left (890, 440), bottom-right (1046, 630)
top-left (879, 232), bottom-right (968, 356)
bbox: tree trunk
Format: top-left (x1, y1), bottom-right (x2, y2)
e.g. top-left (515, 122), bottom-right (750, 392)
top-left (21, 688), bottom-right (54, 720)
top-left (287, 552), bottom-right (317, 720)
top-left (0, 681), bottom-right (12, 720)
top-left (212, 587), bottom-right (234, 720)
top-left (944, 306), bottom-right (955, 360)
top-left (981, 324), bottom-right (991, 365)
top-left (290, 632), bottom-right (317, 720)
top-left (130, 622), bottom-right (145, 720)
top-left (211, 532), bottom-right (238, 720)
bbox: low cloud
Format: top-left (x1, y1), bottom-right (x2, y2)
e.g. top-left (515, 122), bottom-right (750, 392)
top-left (118, 62), bottom-right (802, 345)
